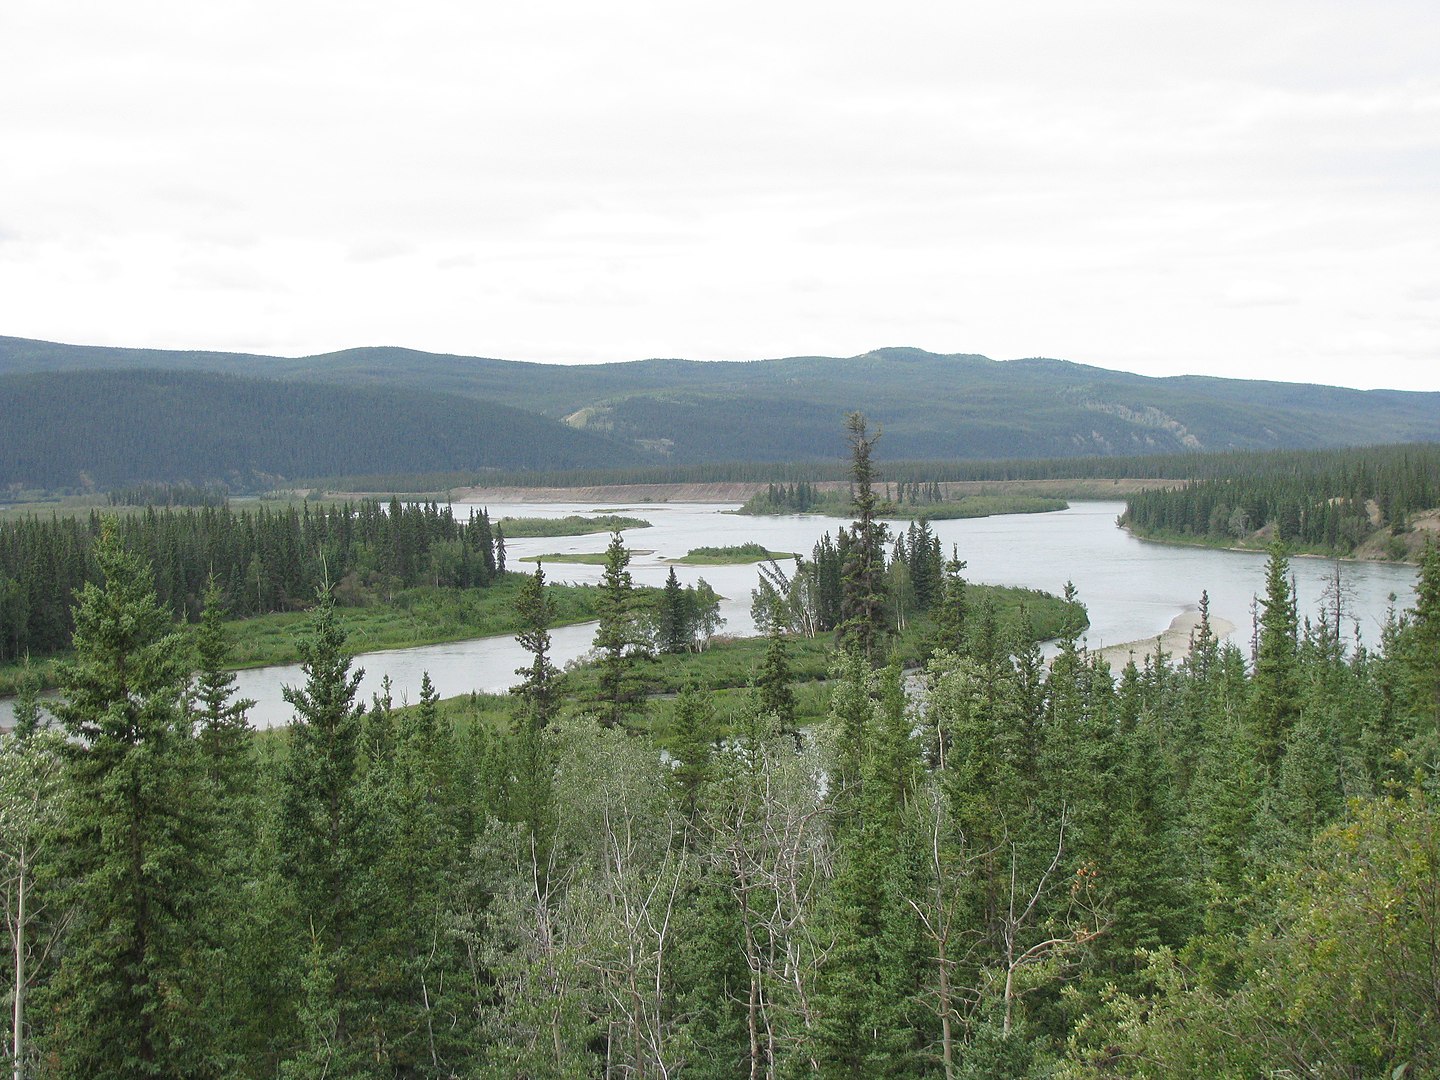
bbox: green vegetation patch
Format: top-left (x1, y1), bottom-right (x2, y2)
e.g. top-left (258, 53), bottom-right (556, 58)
top-left (519, 549), bottom-right (654, 565)
top-left (670, 542), bottom-right (798, 565)
top-left (554, 582), bottom-right (1081, 704)
top-left (637, 681), bottom-right (834, 749)
top-left (217, 576), bottom-right (609, 669)
top-left (495, 514), bottom-right (651, 537)
top-left (903, 495), bottom-right (1068, 519)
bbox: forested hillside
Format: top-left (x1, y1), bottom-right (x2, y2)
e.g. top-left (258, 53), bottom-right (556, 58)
top-left (4, 336), bottom-right (1439, 480)
top-left (0, 369), bottom-right (641, 491)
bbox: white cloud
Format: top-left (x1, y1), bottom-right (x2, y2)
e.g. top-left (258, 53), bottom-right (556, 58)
top-left (1219, 281), bottom-right (1300, 308)
top-left (0, 0), bottom-right (1437, 388)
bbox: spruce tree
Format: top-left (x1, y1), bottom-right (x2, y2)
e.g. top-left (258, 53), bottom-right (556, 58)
top-left (191, 575), bottom-right (255, 794)
top-left (354, 671), bottom-right (472, 1073)
top-left (813, 668), bottom-right (928, 1076)
top-left (510, 602), bottom-right (559, 856)
top-left (756, 619), bottom-right (797, 741)
top-left (1251, 538), bottom-right (1300, 770)
top-left (592, 530), bottom-right (648, 727)
top-left (669, 684), bottom-right (716, 826)
top-left (838, 412), bottom-right (890, 663)
top-left (277, 590), bottom-right (369, 1077)
top-left (512, 562), bottom-right (558, 730)
top-left (1396, 539), bottom-right (1440, 761)
top-left (47, 524), bottom-right (211, 1077)
top-left (188, 575), bottom-right (273, 1074)
top-left (929, 549), bottom-right (971, 659)
top-left (658, 565), bottom-right (691, 654)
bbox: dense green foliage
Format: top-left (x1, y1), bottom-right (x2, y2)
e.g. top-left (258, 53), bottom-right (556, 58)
top-left (3, 398), bottom-right (1438, 1077)
top-left (6, 532), bottom-right (1437, 1076)
top-left (1122, 442), bottom-right (1440, 558)
top-left (107, 482), bottom-right (229, 508)
top-left (0, 498), bottom-right (505, 663)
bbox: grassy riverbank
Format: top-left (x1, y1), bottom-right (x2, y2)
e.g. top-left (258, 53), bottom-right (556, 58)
top-left (219, 577), bottom-right (611, 668)
top-left (0, 576), bottom-right (612, 694)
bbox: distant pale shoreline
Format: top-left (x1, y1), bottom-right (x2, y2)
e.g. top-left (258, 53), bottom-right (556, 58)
top-left (450, 477), bottom-right (1170, 505)
top-left (1090, 610), bottom-right (1238, 669)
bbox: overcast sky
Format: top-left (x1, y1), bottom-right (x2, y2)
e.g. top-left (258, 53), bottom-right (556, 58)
top-left (2, 1), bottom-right (1437, 389)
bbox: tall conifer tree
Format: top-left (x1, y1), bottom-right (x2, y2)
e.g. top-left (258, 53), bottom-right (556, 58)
top-left (277, 590), bottom-right (369, 1077)
top-left (838, 412), bottom-right (889, 664)
top-left (1251, 538), bottom-right (1300, 769)
top-left (47, 525), bottom-right (211, 1078)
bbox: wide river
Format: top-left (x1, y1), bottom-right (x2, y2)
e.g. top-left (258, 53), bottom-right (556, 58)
top-left (1, 501), bottom-right (1420, 730)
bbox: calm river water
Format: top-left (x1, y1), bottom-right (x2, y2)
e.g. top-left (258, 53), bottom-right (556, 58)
top-left (2, 501), bottom-right (1419, 730)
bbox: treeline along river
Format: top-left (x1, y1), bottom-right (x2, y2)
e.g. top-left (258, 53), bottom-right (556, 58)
top-left (0, 499), bottom-right (1418, 729)
top-left (160, 500), bottom-right (1418, 728)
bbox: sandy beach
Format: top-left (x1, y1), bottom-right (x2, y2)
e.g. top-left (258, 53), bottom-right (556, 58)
top-left (1090, 609), bottom-right (1238, 670)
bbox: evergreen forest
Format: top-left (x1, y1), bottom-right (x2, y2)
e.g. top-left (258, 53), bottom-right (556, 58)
top-left (0, 499), bottom-right (508, 663)
top-left (1121, 442), bottom-right (1440, 559)
top-left (2, 414), bottom-right (1439, 1078)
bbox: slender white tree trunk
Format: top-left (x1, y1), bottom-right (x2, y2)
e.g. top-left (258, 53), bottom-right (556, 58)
top-left (12, 848), bottom-right (26, 1080)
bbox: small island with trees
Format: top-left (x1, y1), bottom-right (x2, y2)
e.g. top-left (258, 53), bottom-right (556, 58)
top-left (668, 542), bottom-right (798, 565)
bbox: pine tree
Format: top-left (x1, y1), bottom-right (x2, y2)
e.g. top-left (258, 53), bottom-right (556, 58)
top-left (929, 546), bottom-right (969, 657)
top-left (592, 531), bottom-right (649, 727)
top-left (658, 565), bottom-right (692, 654)
top-left (1251, 538), bottom-right (1300, 770)
top-left (756, 619), bottom-right (797, 741)
top-left (838, 412), bottom-right (890, 664)
top-left (1396, 539), bottom-right (1440, 761)
top-left (512, 563), bottom-right (558, 730)
top-left (191, 575), bottom-right (255, 794)
top-left (277, 590), bottom-right (369, 1076)
top-left (669, 684), bottom-right (716, 825)
top-left (47, 524), bottom-right (212, 1077)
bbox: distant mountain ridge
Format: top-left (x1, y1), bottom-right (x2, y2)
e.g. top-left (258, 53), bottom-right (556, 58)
top-left (0, 368), bottom-right (643, 491)
top-left (2, 335), bottom-right (1438, 490)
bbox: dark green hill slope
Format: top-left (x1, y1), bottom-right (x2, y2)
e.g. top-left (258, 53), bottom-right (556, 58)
top-left (3, 336), bottom-right (1438, 468)
top-left (0, 369), bottom-right (642, 490)
top-left (270, 344), bottom-right (1437, 461)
